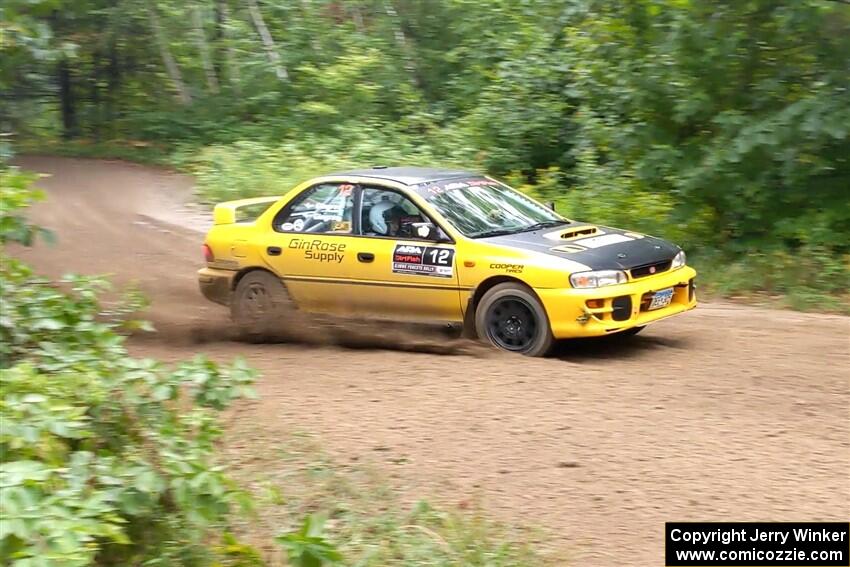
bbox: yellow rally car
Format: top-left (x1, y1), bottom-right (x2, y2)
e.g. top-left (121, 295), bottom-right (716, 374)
top-left (198, 167), bottom-right (697, 356)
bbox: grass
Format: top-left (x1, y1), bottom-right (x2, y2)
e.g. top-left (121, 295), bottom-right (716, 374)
top-left (220, 431), bottom-right (562, 566)
top-left (690, 253), bottom-right (850, 315)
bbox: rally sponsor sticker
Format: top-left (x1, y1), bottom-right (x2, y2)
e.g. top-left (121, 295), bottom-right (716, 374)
top-left (572, 233), bottom-right (633, 249)
top-left (392, 244), bottom-right (455, 278)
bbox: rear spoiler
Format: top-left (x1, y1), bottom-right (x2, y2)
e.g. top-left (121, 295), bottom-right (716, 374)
top-left (213, 196), bottom-right (280, 225)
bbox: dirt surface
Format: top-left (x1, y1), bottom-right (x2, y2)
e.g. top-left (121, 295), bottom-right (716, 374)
top-left (13, 156), bottom-right (850, 565)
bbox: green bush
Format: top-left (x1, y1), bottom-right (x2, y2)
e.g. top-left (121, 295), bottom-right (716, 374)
top-left (0, 254), bottom-right (260, 565)
top-left (0, 167), bottom-right (262, 566)
top-left (0, 166), bottom-right (54, 246)
top-left (182, 127), bottom-right (478, 204)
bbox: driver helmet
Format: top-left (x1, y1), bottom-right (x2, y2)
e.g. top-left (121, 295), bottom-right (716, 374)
top-left (369, 200), bottom-right (405, 235)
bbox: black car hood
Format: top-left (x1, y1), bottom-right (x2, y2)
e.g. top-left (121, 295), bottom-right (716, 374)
top-left (480, 225), bottom-right (680, 271)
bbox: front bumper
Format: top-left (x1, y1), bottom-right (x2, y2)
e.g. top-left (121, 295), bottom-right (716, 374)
top-left (198, 267), bottom-right (236, 306)
top-left (537, 266), bottom-right (697, 339)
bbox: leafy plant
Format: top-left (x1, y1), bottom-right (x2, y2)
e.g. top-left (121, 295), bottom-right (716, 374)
top-left (0, 166), bottom-right (54, 246)
top-left (0, 274), bottom-right (260, 565)
top-left (183, 133), bottom-right (476, 204)
top-left (276, 514), bottom-right (342, 567)
top-left (0, 166), bottom-right (262, 566)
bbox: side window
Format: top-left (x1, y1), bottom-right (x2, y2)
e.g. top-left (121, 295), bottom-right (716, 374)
top-left (360, 187), bottom-right (428, 238)
top-left (274, 183), bottom-right (354, 234)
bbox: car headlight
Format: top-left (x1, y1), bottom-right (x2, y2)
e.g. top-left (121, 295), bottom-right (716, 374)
top-left (671, 250), bottom-right (686, 270)
top-left (569, 270), bottom-right (628, 289)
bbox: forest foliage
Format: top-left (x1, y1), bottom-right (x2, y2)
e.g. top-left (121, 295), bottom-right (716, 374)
top-left (0, 162), bottom-right (265, 565)
top-left (2, 0), bottom-right (849, 309)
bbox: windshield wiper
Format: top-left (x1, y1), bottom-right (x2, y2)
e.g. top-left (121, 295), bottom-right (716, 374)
top-left (471, 220), bottom-right (567, 239)
top-left (469, 228), bottom-right (521, 239)
top-left (518, 220), bottom-right (567, 233)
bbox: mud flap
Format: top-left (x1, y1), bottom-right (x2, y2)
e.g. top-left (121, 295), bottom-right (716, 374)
top-left (461, 296), bottom-right (477, 339)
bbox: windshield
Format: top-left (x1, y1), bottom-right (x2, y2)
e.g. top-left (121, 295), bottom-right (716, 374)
top-left (418, 178), bottom-right (568, 238)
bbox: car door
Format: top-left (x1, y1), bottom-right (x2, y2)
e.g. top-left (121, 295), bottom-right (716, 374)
top-left (261, 182), bottom-right (360, 313)
top-left (344, 186), bottom-right (464, 322)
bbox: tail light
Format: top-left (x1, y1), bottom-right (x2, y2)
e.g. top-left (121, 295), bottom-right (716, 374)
top-left (202, 243), bottom-right (214, 263)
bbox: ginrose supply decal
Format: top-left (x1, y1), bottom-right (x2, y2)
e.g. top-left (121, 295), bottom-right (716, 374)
top-left (288, 238), bottom-right (346, 263)
top-left (665, 522), bottom-right (849, 566)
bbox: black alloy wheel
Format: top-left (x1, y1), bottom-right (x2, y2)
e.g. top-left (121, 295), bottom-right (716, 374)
top-left (485, 297), bottom-right (538, 351)
top-left (474, 282), bottom-right (554, 357)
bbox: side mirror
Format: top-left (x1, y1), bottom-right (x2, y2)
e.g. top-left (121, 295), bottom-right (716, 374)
top-left (412, 222), bottom-right (443, 241)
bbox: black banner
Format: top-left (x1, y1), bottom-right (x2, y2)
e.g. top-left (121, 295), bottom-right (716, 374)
top-left (666, 522), bottom-right (849, 566)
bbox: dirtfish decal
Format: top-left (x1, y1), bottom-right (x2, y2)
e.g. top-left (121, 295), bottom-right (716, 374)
top-left (392, 243), bottom-right (455, 278)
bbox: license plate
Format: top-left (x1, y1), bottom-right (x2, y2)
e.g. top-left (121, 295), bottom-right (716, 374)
top-left (648, 288), bottom-right (674, 310)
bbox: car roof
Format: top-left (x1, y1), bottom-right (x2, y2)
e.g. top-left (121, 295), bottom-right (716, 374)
top-left (329, 166), bottom-right (480, 186)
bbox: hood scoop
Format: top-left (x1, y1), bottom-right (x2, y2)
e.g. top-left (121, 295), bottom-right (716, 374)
top-left (544, 225), bottom-right (600, 241)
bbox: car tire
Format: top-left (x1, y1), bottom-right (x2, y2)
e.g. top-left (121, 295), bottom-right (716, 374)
top-left (231, 270), bottom-right (292, 341)
top-left (475, 282), bottom-right (554, 357)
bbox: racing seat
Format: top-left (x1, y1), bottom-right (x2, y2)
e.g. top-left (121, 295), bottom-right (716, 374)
top-left (361, 205), bottom-right (374, 234)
